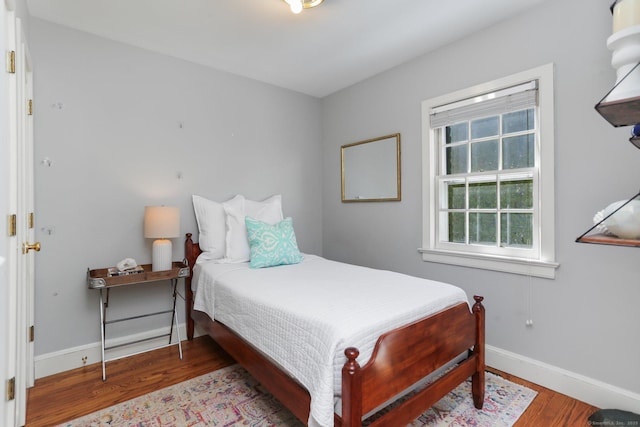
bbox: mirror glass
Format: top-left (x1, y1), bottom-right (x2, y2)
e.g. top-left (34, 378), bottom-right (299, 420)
top-left (341, 133), bottom-right (401, 202)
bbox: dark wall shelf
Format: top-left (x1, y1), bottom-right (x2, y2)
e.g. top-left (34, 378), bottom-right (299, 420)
top-left (595, 96), bottom-right (640, 127)
top-left (576, 233), bottom-right (640, 247)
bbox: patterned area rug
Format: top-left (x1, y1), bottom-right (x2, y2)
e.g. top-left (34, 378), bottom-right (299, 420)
top-left (58, 364), bottom-right (537, 427)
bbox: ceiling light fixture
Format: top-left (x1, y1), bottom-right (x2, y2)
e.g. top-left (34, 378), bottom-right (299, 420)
top-left (283, 0), bottom-right (324, 14)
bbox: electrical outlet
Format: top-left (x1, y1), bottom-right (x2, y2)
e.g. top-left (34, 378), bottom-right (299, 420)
top-left (82, 356), bottom-right (88, 365)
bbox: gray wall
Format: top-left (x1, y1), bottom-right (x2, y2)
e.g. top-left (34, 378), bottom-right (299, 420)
top-left (322, 0), bottom-right (640, 395)
top-left (30, 19), bottom-right (323, 355)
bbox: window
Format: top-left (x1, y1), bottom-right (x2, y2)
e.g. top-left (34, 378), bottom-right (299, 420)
top-left (420, 64), bottom-right (558, 278)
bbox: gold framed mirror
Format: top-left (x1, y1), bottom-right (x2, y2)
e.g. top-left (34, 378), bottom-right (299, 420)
top-left (341, 133), bottom-right (401, 202)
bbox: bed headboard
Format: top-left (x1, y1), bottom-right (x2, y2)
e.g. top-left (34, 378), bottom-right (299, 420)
top-left (184, 233), bottom-right (201, 340)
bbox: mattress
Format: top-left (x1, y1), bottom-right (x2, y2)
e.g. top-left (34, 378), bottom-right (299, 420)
top-left (192, 254), bottom-right (468, 427)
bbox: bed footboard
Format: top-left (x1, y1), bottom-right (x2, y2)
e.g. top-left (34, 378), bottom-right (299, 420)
top-left (341, 296), bottom-right (485, 427)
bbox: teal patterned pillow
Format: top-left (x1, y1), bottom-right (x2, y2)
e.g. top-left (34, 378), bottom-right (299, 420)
top-left (245, 216), bottom-right (304, 268)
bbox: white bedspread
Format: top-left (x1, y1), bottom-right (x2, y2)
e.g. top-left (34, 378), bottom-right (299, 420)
top-left (192, 254), bottom-right (467, 427)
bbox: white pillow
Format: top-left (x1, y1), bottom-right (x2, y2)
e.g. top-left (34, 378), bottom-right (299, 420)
top-left (192, 194), bottom-right (242, 261)
top-left (223, 195), bottom-right (283, 263)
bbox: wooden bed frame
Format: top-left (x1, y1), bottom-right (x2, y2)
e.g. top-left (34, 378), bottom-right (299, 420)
top-left (184, 232), bottom-right (485, 427)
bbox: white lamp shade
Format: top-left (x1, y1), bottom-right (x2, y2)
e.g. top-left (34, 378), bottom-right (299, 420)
top-left (144, 206), bottom-right (180, 239)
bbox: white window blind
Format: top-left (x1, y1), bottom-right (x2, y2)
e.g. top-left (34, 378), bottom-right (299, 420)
top-left (429, 81), bottom-right (538, 128)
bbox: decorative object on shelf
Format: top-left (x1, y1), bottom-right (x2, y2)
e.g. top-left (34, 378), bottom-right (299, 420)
top-left (630, 122), bottom-right (640, 148)
top-left (282, 0), bottom-right (323, 14)
top-left (107, 266), bottom-right (144, 277)
top-left (116, 257), bottom-right (138, 272)
top-left (612, 0), bottom-right (640, 33)
top-left (593, 198), bottom-right (640, 239)
top-left (591, 209), bottom-right (611, 235)
top-left (144, 206), bottom-right (180, 271)
top-left (595, 0), bottom-right (640, 127)
top-left (577, 191), bottom-right (640, 245)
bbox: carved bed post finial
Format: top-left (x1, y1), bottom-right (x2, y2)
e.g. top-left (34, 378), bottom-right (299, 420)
top-left (344, 347), bottom-right (360, 373)
top-left (342, 347), bottom-right (362, 427)
top-left (472, 295), bottom-right (484, 312)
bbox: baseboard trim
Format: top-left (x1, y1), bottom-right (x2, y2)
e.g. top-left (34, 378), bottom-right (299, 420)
top-left (487, 345), bottom-right (640, 413)
top-left (34, 323), bottom-right (192, 379)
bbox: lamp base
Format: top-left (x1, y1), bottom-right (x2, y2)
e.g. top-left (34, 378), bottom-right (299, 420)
top-left (152, 239), bottom-right (173, 272)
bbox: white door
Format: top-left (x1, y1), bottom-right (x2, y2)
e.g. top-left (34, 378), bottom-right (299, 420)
top-left (22, 24), bottom-right (36, 393)
top-left (3, 4), bottom-right (37, 426)
top-left (2, 1), bottom-right (18, 425)
top-left (15, 16), bottom-right (36, 427)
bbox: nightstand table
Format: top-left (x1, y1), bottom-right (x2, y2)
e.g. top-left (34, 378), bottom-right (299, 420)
top-left (87, 261), bottom-right (190, 380)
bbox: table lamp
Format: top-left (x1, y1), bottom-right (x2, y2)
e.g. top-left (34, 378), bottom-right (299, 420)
top-left (144, 206), bottom-right (180, 271)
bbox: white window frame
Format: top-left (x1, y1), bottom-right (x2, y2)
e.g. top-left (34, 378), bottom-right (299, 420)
top-left (420, 64), bottom-right (559, 279)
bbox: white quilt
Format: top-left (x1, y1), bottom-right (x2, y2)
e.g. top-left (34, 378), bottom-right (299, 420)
top-left (192, 255), bottom-right (468, 427)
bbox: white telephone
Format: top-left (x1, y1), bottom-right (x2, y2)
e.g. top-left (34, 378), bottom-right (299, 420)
top-left (116, 258), bottom-right (138, 272)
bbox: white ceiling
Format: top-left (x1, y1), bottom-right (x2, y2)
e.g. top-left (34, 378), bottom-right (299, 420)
top-left (26, 0), bottom-right (550, 98)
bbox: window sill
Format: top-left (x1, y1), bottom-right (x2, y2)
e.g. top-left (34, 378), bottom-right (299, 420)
top-left (418, 248), bottom-right (559, 279)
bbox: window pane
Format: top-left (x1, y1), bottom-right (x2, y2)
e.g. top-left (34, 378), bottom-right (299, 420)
top-left (446, 123), bottom-right (468, 144)
top-left (446, 145), bottom-right (467, 175)
top-left (469, 182), bottom-right (496, 209)
top-left (469, 213), bottom-right (496, 245)
top-left (447, 212), bottom-right (466, 243)
top-left (471, 139), bottom-right (499, 172)
top-left (502, 134), bottom-right (534, 169)
top-left (446, 182), bottom-right (466, 209)
top-left (500, 179), bottom-right (533, 209)
top-left (471, 116), bottom-right (499, 139)
top-left (503, 109), bottom-right (535, 134)
top-left (500, 213), bottom-right (533, 248)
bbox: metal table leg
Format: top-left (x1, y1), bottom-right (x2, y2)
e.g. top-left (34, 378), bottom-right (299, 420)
top-left (99, 289), bottom-right (106, 381)
top-left (169, 279), bottom-right (183, 359)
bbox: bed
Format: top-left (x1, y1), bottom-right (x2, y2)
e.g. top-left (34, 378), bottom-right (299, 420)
top-left (184, 193), bottom-right (484, 426)
top-left (184, 242), bottom-right (485, 426)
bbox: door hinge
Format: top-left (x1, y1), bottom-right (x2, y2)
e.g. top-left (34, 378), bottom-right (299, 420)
top-left (27, 99), bottom-right (33, 116)
top-left (28, 212), bottom-right (34, 229)
top-left (29, 325), bottom-right (34, 342)
top-left (6, 377), bottom-right (15, 401)
top-left (6, 50), bottom-right (15, 74)
top-left (8, 214), bottom-right (16, 236)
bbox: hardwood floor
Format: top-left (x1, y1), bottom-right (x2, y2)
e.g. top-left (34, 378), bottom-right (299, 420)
top-left (26, 336), bottom-right (598, 426)
top-left (25, 337), bottom-right (234, 427)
